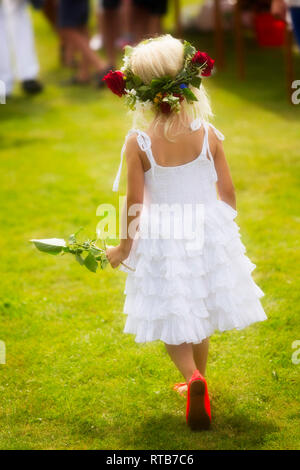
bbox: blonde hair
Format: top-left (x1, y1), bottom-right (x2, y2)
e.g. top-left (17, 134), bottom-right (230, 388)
top-left (128, 34), bottom-right (213, 141)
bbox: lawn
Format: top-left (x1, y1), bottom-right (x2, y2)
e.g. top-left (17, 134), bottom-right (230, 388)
top-left (0, 7), bottom-right (299, 450)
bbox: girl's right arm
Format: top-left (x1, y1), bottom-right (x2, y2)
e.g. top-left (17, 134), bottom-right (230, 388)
top-left (106, 136), bottom-right (145, 268)
top-left (213, 138), bottom-right (236, 210)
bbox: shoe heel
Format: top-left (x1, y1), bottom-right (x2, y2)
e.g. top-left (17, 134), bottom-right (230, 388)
top-left (187, 380), bottom-right (211, 431)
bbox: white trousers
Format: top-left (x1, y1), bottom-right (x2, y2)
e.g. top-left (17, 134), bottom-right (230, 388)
top-left (0, 0), bottom-right (39, 94)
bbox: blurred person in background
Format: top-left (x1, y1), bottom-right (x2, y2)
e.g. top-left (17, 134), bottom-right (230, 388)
top-left (100, 0), bottom-right (132, 69)
top-left (58, 0), bottom-right (110, 86)
top-left (0, 0), bottom-right (44, 98)
top-left (133, 0), bottom-right (168, 39)
top-left (100, 0), bottom-right (168, 69)
top-left (272, 0), bottom-right (300, 46)
top-left (42, 0), bottom-right (58, 30)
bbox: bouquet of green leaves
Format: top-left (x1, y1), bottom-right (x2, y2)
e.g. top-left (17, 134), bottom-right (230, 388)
top-left (30, 229), bottom-right (135, 272)
top-left (30, 229), bottom-right (109, 273)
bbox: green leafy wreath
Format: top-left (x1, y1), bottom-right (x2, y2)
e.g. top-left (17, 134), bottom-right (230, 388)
top-left (103, 40), bottom-right (215, 114)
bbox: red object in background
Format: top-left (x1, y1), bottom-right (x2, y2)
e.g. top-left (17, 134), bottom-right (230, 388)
top-left (254, 13), bottom-right (286, 47)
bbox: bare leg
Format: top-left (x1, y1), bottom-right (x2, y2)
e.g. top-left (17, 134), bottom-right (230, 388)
top-left (122, 0), bottom-right (132, 39)
top-left (79, 25), bottom-right (90, 39)
top-left (60, 28), bottom-right (106, 72)
top-left (148, 15), bottom-right (162, 36)
top-left (43, 0), bottom-right (58, 31)
top-left (102, 8), bottom-right (120, 68)
top-left (77, 48), bottom-right (91, 82)
top-left (59, 30), bottom-right (76, 68)
top-left (192, 338), bottom-right (209, 377)
top-left (77, 26), bottom-right (92, 80)
top-left (165, 343), bottom-right (197, 383)
top-left (132, 5), bottom-right (150, 42)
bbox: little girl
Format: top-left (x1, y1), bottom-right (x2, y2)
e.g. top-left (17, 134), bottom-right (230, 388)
top-left (104, 35), bottom-right (267, 431)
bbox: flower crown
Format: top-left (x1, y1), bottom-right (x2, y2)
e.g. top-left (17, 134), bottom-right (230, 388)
top-left (103, 40), bottom-right (215, 114)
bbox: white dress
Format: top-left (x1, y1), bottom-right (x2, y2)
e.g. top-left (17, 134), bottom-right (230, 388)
top-left (112, 119), bottom-right (267, 345)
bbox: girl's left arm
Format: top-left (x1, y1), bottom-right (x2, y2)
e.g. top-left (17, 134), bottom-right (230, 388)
top-left (213, 138), bottom-right (236, 210)
top-left (106, 136), bottom-right (145, 268)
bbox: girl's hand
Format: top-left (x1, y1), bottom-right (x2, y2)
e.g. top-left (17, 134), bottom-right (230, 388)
top-left (106, 245), bottom-right (129, 269)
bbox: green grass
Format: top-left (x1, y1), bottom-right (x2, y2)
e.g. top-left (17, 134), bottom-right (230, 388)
top-left (0, 10), bottom-right (300, 450)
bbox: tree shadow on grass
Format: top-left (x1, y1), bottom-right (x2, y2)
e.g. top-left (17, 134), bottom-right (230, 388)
top-left (0, 135), bottom-right (51, 150)
top-left (0, 69), bottom-right (105, 127)
top-left (210, 409), bottom-right (279, 450)
top-left (44, 65), bottom-right (108, 105)
top-left (0, 95), bottom-right (51, 125)
top-left (63, 387), bottom-right (279, 450)
top-left (58, 83), bottom-right (107, 105)
top-left (123, 409), bottom-right (279, 450)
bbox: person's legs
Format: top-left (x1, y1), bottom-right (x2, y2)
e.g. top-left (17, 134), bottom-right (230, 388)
top-left (166, 340), bottom-right (211, 430)
top-left (122, 0), bottom-right (133, 40)
top-left (59, 0), bottom-right (108, 81)
top-left (77, 26), bottom-right (92, 82)
top-left (133, 0), bottom-right (167, 38)
top-left (71, 29), bottom-right (106, 70)
top-left (147, 0), bottom-right (168, 36)
top-left (101, 0), bottom-right (121, 68)
top-left (192, 338), bottom-right (209, 377)
top-left (59, 28), bottom-right (76, 68)
top-left (0, 4), bottom-right (14, 96)
top-left (165, 343), bottom-right (197, 383)
top-left (148, 15), bottom-right (162, 36)
top-left (43, 0), bottom-right (58, 31)
top-left (132, 1), bottom-right (150, 42)
top-left (61, 28), bottom-right (106, 73)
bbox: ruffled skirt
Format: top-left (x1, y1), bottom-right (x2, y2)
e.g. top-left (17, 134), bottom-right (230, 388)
top-left (120, 200), bottom-right (267, 344)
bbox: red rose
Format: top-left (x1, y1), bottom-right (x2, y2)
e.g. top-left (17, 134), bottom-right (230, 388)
top-left (102, 70), bottom-right (127, 97)
top-left (191, 51), bottom-right (215, 77)
top-left (160, 101), bottom-right (172, 114)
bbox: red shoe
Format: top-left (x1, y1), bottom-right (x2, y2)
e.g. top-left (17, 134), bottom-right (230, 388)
top-left (186, 370), bottom-right (211, 431)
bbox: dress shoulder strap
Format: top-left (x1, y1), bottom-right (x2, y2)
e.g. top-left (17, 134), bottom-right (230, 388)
top-left (112, 129), bottom-right (155, 192)
top-left (201, 121), bottom-right (225, 159)
top-left (200, 121), bottom-right (225, 183)
top-left (190, 118), bottom-right (202, 131)
top-left (189, 118), bottom-right (225, 143)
